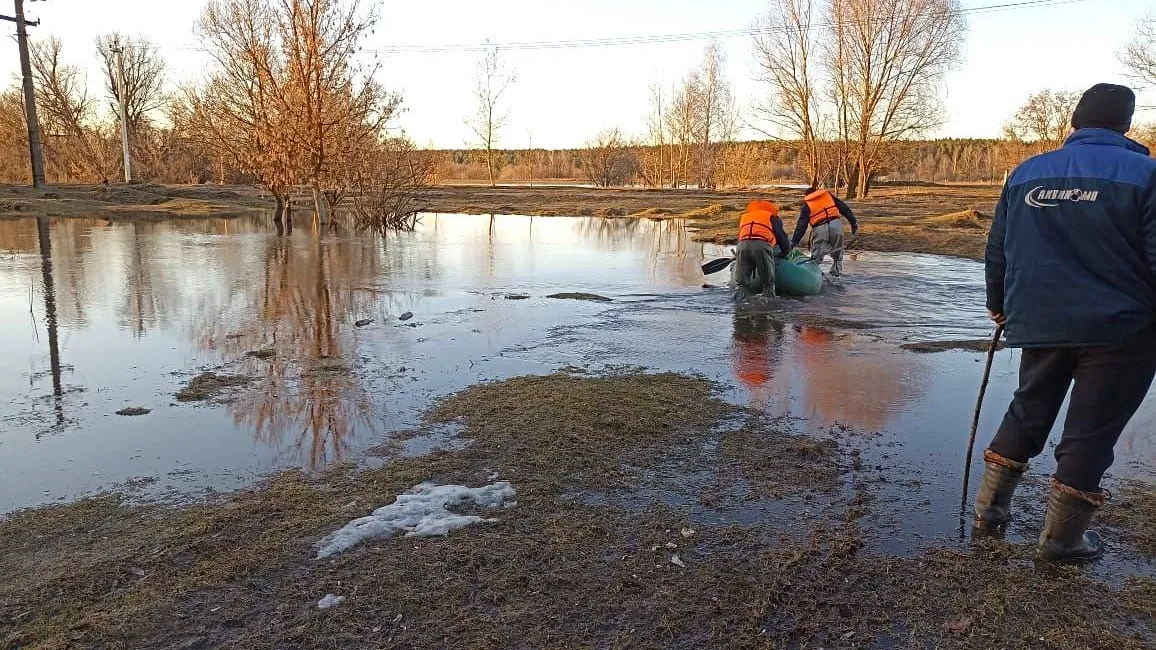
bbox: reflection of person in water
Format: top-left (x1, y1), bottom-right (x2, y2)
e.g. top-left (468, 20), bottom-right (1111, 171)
top-left (730, 309), bottom-right (784, 409)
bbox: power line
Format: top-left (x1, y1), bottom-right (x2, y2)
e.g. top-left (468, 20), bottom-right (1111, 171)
top-left (363, 0), bottom-right (1108, 54)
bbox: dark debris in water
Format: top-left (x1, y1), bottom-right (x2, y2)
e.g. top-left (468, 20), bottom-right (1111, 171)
top-left (175, 372), bottom-right (252, 402)
top-left (901, 339), bottom-right (1006, 354)
top-left (354, 318), bottom-right (373, 327)
top-left (114, 407), bottom-right (151, 417)
top-left (398, 311), bottom-right (414, 321)
top-left (547, 292), bottom-right (612, 302)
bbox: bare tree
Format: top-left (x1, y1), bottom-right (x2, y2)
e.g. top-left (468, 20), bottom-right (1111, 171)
top-left (193, 0), bottom-right (401, 226)
top-left (467, 46), bottom-right (516, 187)
top-left (1003, 89), bottom-right (1079, 150)
top-left (753, 0), bottom-right (822, 184)
top-left (29, 37), bottom-right (108, 181)
top-left (1121, 12), bottom-right (1156, 88)
top-left (689, 43), bottom-right (737, 188)
top-left (826, 0), bottom-right (966, 197)
top-left (96, 34), bottom-right (167, 135)
top-left (349, 137), bottom-right (437, 232)
top-left (667, 80), bottom-right (697, 188)
top-left (579, 128), bottom-right (635, 187)
top-left (636, 83), bottom-right (669, 187)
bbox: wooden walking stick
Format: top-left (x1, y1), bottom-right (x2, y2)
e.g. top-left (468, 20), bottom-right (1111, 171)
top-left (960, 325), bottom-right (1005, 517)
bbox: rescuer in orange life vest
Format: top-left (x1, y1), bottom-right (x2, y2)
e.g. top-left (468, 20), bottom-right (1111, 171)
top-left (734, 200), bottom-right (791, 300)
top-left (790, 187), bottom-right (858, 277)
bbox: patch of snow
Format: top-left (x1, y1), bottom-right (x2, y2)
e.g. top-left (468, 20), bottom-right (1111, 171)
top-left (315, 481), bottom-right (516, 559)
top-left (670, 554), bottom-right (687, 568)
top-left (317, 594), bottom-right (345, 609)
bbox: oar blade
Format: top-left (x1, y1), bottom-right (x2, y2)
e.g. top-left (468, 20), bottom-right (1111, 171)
top-left (701, 257), bottom-right (733, 275)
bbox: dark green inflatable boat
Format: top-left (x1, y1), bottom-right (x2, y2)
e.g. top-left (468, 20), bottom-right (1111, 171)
top-left (731, 248), bottom-right (823, 297)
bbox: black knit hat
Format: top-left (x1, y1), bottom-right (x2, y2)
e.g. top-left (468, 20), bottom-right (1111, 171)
top-left (1071, 83), bottom-right (1136, 134)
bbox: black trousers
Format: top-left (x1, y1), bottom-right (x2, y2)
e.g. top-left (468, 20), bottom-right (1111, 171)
top-left (988, 328), bottom-right (1156, 492)
top-left (735, 239), bottom-right (776, 297)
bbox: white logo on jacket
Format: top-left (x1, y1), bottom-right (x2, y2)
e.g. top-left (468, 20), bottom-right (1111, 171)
top-left (1025, 186), bottom-right (1100, 208)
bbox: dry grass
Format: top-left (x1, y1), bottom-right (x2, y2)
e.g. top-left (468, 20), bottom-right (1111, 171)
top-left (175, 371), bottom-right (253, 402)
top-left (1, 371), bottom-right (1151, 649)
top-left (1101, 481), bottom-right (1156, 558)
top-left (0, 183), bottom-right (269, 220)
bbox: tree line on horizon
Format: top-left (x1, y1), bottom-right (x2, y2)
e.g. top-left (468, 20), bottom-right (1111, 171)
top-left (1, 0), bottom-right (1155, 215)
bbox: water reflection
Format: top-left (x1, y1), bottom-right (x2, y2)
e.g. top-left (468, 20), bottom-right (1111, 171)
top-left (729, 307), bottom-right (785, 411)
top-left (206, 235), bottom-right (379, 468)
top-left (35, 217), bottom-right (65, 433)
top-left (0, 213), bottom-right (1151, 514)
top-left (790, 325), bottom-right (925, 431)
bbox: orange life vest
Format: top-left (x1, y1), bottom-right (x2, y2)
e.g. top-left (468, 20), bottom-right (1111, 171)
top-left (737, 200), bottom-right (779, 245)
top-left (804, 189), bottom-right (841, 227)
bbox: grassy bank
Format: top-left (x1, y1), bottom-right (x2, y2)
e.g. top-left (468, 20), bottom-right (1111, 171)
top-left (1, 182), bottom-right (999, 260)
top-left (2, 371), bottom-right (1151, 649)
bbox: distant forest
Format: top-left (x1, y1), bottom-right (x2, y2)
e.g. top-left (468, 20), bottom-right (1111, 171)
top-left (434, 138), bottom-right (1064, 187)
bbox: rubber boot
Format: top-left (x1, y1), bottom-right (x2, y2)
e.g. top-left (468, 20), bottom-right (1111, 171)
top-left (1037, 478), bottom-right (1107, 563)
top-left (972, 449), bottom-right (1026, 538)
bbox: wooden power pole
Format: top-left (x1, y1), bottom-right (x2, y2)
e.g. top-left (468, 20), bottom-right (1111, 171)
top-left (4, 0), bottom-right (46, 188)
top-left (110, 36), bottom-right (132, 183)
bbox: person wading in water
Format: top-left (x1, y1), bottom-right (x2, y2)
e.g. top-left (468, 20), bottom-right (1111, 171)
top-left (976, 83), bottom-right (1156, 562)
top-left (791, 186), bottom-right (858, 277)
top-left (733, 200), bottom-right (791, 300)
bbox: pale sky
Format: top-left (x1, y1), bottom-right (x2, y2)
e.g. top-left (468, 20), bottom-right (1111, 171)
top-left (3, 0), bottom-right (1154, 148)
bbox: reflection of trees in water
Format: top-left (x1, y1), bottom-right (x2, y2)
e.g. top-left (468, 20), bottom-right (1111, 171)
top-left (573, 217), bottom-right (705, 285)
top-left (197, 232), bottom-right (385, 468)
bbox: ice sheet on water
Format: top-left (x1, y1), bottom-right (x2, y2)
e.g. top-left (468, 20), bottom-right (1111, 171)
top-left (315, 481), bottom-right (516, 559)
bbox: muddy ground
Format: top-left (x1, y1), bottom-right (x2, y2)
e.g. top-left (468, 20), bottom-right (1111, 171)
top-left (1, 182), bottom-right (1000, 260)
top-left (2, 372), bottom-right (1152, 650)
top-left (0, 183), bottom-right (268, 220)
top-left (418, 184), bottom-right (1001, 261)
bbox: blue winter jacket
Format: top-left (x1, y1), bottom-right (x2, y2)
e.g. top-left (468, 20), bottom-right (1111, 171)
top-left (985, 128), bottom-right (1156, 347)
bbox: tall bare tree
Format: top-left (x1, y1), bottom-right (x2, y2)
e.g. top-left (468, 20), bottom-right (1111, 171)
top-left (1121, 12), bottom-right (1156, 88)
top-left (193, 0), bottom-right (401, 225)
top-left (636, 83), bottom-right (669, 187)
top-left (96, 34), bottom-right (167, 136)
top-left (826, 0), bottom-right (966, 197)
top-left (467, 46), bottom-right (516, 187)
top-left (753, 0), bottom-right (822, 184)
top-left (689, 43), bottom-right (736, 188)
top-left (1003, 89), bottom-right (1079, 150)
top-left (667, 81), bottom-right (697, 188)
top-left (29, 37), bottom-right (108, 181)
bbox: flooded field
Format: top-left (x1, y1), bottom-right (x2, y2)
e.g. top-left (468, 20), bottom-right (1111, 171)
top-left (3, 213), bottom-right (1153, 649)
top-left (1, 214), bottom-right (1153, 516)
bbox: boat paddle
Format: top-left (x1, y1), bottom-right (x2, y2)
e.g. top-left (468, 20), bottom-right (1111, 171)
top-left (960, 324), bottom-right (1005, 518)
top-left (701, 257), bottom-right (734, 275)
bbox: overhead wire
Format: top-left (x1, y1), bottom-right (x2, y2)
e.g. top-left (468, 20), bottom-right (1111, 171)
top-left (363, 0), bottom-right (1111, 54)
top-left (163, 0), bottom-right (1112, 56)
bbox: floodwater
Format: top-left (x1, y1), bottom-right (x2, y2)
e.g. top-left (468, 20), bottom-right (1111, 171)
top-left (1, 214), bottom-right (1153, 562)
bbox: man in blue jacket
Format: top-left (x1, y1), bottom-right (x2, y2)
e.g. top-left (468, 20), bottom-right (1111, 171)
top-left (977, 84), bottom-right (1156, 562)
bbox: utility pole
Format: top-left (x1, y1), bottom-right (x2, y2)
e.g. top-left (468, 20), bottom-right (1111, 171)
top-left (110, 36), bottom-right (132, 183)
top-left (4, 0), bottom-right (46, 188)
